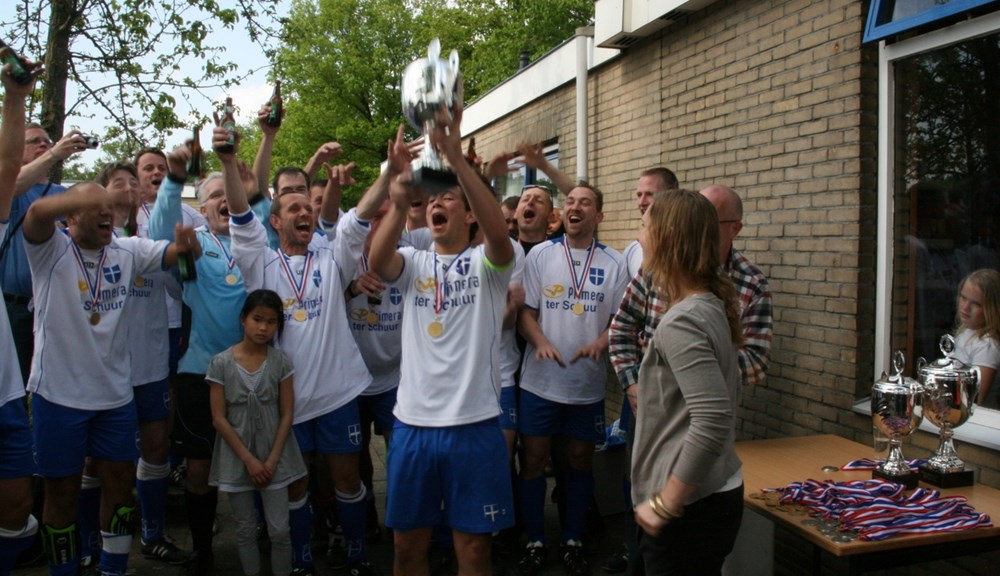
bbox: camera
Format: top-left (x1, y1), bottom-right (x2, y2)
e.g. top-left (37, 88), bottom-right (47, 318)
top-left (81, 134), bottom-right (99, 149)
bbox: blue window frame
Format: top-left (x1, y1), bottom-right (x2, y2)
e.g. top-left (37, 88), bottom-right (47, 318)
top-left (864, 0), bottom-right (999, 43)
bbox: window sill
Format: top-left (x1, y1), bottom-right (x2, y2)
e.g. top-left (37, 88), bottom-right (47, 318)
top-left (853, 397), bottom-right (1000, 452)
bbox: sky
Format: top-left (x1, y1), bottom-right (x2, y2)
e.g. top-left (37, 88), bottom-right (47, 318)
top-left (0, 1), bottom-right (290, 157)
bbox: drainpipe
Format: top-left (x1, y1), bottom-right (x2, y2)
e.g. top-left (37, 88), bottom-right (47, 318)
top-left (575, 26), bottom-right (593, 184)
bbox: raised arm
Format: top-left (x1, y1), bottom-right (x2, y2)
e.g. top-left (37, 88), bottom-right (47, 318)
top-left (518, 141), bottom-right (575, 195)
top-left (368, 126), bottom-right (415, 282)
top-left (14, 129), bottom-right (88, 196)
top-left (0, 64), bottom-right (33, 219)
top-left (147, 144), bottom-right (190, 241)
top-left (23, 184), bottom-right (103, 243)
top-left (303, 142), bottom-right (343, 183)
top-left (212, 124), bottom-right (250, 216)
top-left (252, 105), bottom-right (281, 201)
top-left (320, 161), bottom-right (355, 226)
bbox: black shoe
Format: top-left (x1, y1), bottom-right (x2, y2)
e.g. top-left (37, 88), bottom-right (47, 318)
top-left (170, 463), bottom-right (187, 491)
top-left (601, 542), bottom-right (628, 573)
top-left (141, 536), bottom-right (191, 565)
top-left (562, 541), bottom-right (591, 576)
top-left (515, 543), bottom-right (546, 576)
top-left (185, 551), bottom-right (213, 576)
top-left (348, 559), bottom-right (378, 575)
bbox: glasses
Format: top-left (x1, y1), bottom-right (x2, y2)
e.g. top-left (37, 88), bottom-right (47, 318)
top-left (26, 136), bottom-right (53, 146)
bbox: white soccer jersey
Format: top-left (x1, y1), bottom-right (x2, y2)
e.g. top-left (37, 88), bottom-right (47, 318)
top-left (137, 202), bottom-right (207, 330)
top-left (26, 230), bottom-right (168, 410)
top-left (623, 239), bottom-right (643, 279)
top-left (394, 244), bottom-right (512, 426)
top-left (0, 221), bottom-right (25, 406)
top-left (500, 240), bottom-right (525, 389)
top-left (337, 209), bottom-right (403, 396)
top-left (520, 237), bottom-right (628, 404)
top-left (230, 211), bottom-right (372, 424)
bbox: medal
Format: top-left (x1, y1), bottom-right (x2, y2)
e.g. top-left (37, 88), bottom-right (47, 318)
top-left (225, 273), bottom-right (238, 286)
top-left (78, 281), bottom-right (88, 292)
top-left (562, 239), bottom-right (596, 317)
top-left (133, 276), bottom-right (144, 287)
top-left (367, 311), bottom-right (378, 324)
top-left (294, 309), bottom-right (308, 322)
top-left (427, 320), bottom-right (444, 338)
top-left (208, 232), bottom-right (239, 286)
top-left (572, 303), bottom-right (585, 315)
top-left (89, 312), bottom-right (101, 325)
top-left (71, 241), bottom-right (108, 325)
top-left (279, 249), bottom-right (314, 321)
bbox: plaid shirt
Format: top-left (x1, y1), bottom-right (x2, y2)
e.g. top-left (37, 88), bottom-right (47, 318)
top-left (609, 248), bottom-right (772, 388)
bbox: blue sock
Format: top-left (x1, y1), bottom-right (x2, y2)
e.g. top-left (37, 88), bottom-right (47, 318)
top-left (136, 458), bottom-right (170, 544)
top-left (289, 495), bottom-right (314, 569)
top-left (518, 475), bottom-right (547, 544)
top-left (0, 515), bottom-right (38, 575)
top-left (78, 475), bottom-right (102, 562)
top-left (561, 467), bottom-right (594, 543)
top-left (336, 486), bottom-right (368, 563)
top-left (40, 523), bottom-right (79, 576)
top-left (98, 532), bottom-right (131, 576)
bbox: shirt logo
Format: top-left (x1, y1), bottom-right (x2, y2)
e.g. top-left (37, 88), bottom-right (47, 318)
top-left (348, 424), bottom-right (361, 446)
top-left (389, 287), bottom-right (402, 305)
top-left (589, 267), bottom-right (605, 286)
top-left (102, 265), bottom-right (122, 284)
top-left (311, 269), bottom-right (322, 287)
top-left (543, 284), bottom-right (566, 299)
top-left (283, 298), bottom-right (296, 309)
top-left (454, 256), bottom-right (471, 276)
top-left (350, 308), bottom-right (369, 322)
top-left (415, 277), bottom-right (437, 295)
top-left (483, 504), bottom-right (504, 522)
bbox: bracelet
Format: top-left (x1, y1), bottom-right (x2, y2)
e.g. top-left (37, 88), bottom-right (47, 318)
top-left (650, 493), bottom-right (684, 521)
top-left (647, 497), bottom-right (671, 521)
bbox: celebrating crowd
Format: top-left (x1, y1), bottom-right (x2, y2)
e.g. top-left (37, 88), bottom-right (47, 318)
top-left (1, 52), bottom-right (773, 576)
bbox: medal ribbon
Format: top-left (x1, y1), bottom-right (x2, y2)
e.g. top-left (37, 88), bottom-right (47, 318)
top-left (70, 241), bottom-right (108, 315)
top-left (433, 246), bottom-right (471, 314)
top-left (763, 479), bottom-right (993, 541)
top-left (562, 239), bottom-right (596, 301)
top-left (207, 232), bottom-right (236, 271)
top-left (278, 250), bottom-right (313, 305)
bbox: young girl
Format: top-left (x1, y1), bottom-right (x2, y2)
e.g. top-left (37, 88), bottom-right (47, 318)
top-left (207, 289), bottom-right (306, 576)
top-left (952, 269), bottom-right (1000, 408)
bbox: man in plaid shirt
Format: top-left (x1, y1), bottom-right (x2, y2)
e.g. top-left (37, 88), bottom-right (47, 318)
top-left (610, 184), bottom-right (772, 406)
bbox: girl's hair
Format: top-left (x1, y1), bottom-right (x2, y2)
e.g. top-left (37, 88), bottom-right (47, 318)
top-left (240, 289), bottom-right (285, 339)
top-left (644, 189), bottom-right (743, 346)
top-left (955, 268), bottom-right (1000, 341)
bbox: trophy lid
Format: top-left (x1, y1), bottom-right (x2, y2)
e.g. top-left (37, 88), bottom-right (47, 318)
top-left (917, 334), bottom-right (978, 384)
top-left (873, 350), bottom-right (920, 394)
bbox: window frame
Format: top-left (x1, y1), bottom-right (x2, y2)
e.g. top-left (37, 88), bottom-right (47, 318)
top-left (863, 0), bottom-right (999, 44)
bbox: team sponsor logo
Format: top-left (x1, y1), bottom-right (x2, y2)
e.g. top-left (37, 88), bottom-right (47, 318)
top-left (415, 276), bottom-right (437, 294)
top-left (283, 298), bottom-right (296, 309)
top-left (389, 287), bottom-right (403, 305)
top-left (542, 284), bottom-right (566, 299)
top-left (78, 281), bottom-right (88, 292)
top-left (350, 308), bottom-right (370, 322)
top-left (589, 267), bottom-right (605, 286)
top-left (102, 264), bottom-right (122, 284)
top-left (311, 269), bottom-right (322, 287)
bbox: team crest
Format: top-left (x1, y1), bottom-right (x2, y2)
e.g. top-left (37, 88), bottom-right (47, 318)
top-left (454, 256), bottom-right (471, 276)
top-left (543, 284), bottom-right (566, 299)
top-left (312, 269), bottom-right (322, 287)
top-left (589, 268), bottom-right (605, 286)
top-left (389, 287), bottom-right (403, 305)
top-left (415, 277), bottom-right (437, 294)
top-left (102, 265), bottom-right (122, 284)
top-left (348, 424), bottom-right (362, 446)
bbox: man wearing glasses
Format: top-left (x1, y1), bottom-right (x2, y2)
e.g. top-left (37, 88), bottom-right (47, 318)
top-left (1, 124), bottom-right (90, 384)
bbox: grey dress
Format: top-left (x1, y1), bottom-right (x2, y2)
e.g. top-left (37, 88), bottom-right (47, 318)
top-left (206, 347), bottom-right (307, 492)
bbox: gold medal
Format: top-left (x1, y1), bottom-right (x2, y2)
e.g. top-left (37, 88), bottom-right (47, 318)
top-left (133, 276), bottom-right (144, 287)
top-left (367, 311), bottom-right (379, 325)
top-left (225, 273), bottom-right (238, 286)
top-left (89, 312), bottom-right (101, 326)
top-left (572, 302), bottom-right (584, 315)
top-left (427, 321), bottom-right (444, 338)
top-left (294, 309), bottom-right (308, 322)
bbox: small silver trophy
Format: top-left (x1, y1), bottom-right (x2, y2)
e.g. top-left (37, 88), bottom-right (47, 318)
top-left (401, 39), bottom-right (463, 196)
top-left (871, 350), bottom-right (924, 488)
top-left (917, 334), bottom-right (979, 487)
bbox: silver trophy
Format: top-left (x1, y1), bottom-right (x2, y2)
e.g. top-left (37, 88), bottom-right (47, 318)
top-left (871, 350), bottom-right (923, 488)
top-left (401, 39), bottom-right (463, 196)
top-left (917, 335), bottom-right (979, 487)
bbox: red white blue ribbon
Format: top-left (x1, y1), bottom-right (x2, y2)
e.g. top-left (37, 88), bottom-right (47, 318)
top-left (71, 241), bottom-right (108, 313)
top-left (278, 250), bottom-right (313, 305)
top-left (562, 239), bottom-right (596, 301)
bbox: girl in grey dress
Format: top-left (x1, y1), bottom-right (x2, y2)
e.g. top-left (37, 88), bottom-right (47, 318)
top-left (207, 290), bottom-right (306, 576)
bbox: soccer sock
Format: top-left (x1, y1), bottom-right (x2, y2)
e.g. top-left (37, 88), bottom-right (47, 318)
top-left (289, 495), bottom-right (314, 569)
top-left (136, 458), bottom-right (171, 544)
top-left (98, 532), bottom-right (131, 576)
top-left (518, 475), bottom-right (547, 544)
top-left (40, 523), bottom-right (79, 576)
top-left (185, 488), bottom-right (217, 555)
top-left (335, 486), bottom-right (367, 563)
top-left (0, 515), bottom-right (38, 574)
top-left (561, 466), bottom-right (595, 543)
top-left (77, 474), bottom-right (101, 562)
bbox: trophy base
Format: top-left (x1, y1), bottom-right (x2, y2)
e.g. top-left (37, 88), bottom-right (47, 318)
top-left (918, 465), bottom-right (975, 488)
top-left (413, 165), bottom-right (459, 196)
top-left (872, 468), bottom-right (920, 490)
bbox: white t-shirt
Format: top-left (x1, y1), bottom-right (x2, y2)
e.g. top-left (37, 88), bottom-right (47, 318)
top-left (26, 230), bottom-right (168, 410)
top-left (394, 244), bottom-right (513, 426)
top-left (138, 202), bottom-right (206, 329)
top-left (500, 240), bottom-right (525, 389)
top-left (230, 211), bottom-right (372, 424)
top-left (623, 240), bottom-right (643, 279)
top-left (0, 221), bottom-right (25, 407)
top-left (954, 329), bottom-right (1000, 408)
top-left (520, 237), bottom-right (628, 404)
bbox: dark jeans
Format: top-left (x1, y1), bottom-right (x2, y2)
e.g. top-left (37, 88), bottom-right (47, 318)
top-left (639, 484), bottom-right (744, 576)
top-left (4, 297), bottom-right (32, 386)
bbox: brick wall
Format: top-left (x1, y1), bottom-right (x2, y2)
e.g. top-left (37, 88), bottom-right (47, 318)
top-left (468, 0), bottom-right (1000, 488)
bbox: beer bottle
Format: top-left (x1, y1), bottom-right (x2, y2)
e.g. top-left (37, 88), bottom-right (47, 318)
top-left (0, 38), bottom-right (34, 85)
top-left (465, 136), bottom-right (480, 169)
top-left (215, 97), bottom-right (237, 154)
top-left (266, 81), bottom-right (283, 127)
top-left (178, 251), bottom-right (198, 282)
top-left (187, 125), bottom-right (204, 179)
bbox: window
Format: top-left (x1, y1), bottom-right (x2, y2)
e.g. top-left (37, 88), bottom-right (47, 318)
top-left (864, 0), bottom-right (998, 44)
top-left (494, 142), bottom-right (560, 201)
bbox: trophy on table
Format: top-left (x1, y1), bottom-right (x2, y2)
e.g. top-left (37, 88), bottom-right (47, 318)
top-left (401, 39), bottom-right (463, 196)
top-left (871, 351), bottom-right (924, 489)
top-left (917, 334), bottom-right (980, 488)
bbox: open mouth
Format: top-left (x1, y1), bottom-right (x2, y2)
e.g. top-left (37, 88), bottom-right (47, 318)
top-left (523, 208), bottom-right (536, 220)
top-left (219, 206), bottom-right (230, 218)
top-left (567, 213), bottom-right (583, 224)
top-left (431, 213), bottom-right (448, 227)
top-left (411, 200), bottom-right (424, 209)
top-left (151, 178), bottom-right (163, 187)
top-left (295, 221), bottom-right (312, 233)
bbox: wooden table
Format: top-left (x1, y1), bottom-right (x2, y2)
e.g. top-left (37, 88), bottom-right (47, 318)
top-left (735, 435), bottom-right (1000, 574)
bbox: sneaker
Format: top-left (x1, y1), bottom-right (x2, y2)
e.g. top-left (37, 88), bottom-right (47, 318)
top-left (515, 542), bottom-right (546, 576)
top-left (600, 542), bottom-right (628, 573)
top-left (170, 463), bottom-right (187, 490)
top-left (140, 537), bottom-right (191, 565)
top-left (562, 541), bottom-right (591, 576)
top-left (348, 560), bottom-right (378, 575)
top-left (79, 556), bottom-right (101, 576)
top-left (185, 551), bottom-right (213, 576)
